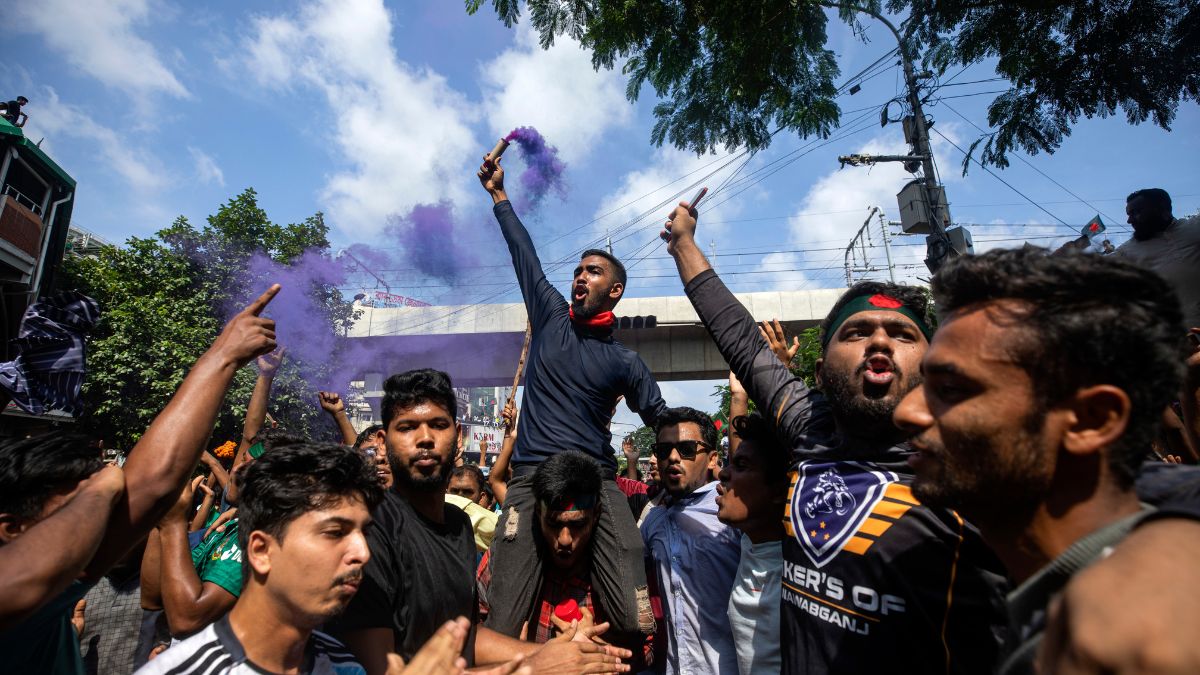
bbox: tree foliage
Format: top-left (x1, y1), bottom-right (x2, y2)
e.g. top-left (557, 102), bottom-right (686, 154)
top-left (901, 0), bottom-right (1199, 170)
top-left (61, 189), bottom-right (351, 449)
top-left (468, 0), bottom-right (1198, 168)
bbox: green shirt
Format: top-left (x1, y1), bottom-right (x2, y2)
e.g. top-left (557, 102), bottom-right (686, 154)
top-left (0, 579), bottom-right (92, 674)
top-left (190, 519), bottom-right (244, 598)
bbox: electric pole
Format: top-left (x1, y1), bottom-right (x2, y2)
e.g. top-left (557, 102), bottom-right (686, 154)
top-left (830, 4), bottom-right (961, 273)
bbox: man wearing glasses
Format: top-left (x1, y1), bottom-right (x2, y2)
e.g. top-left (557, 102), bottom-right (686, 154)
top-left (640, 407), bottom-right (741, 675)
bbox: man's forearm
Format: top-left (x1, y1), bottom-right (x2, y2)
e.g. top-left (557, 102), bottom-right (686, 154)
top-left (237, 372), bottom-right (276, 461)
top-left (729, 389), bottom-right (749, 455)
top-left (0, 486), bottom-right (118, 629)
top-left (333, 410), bottom-right (358, 446)
top-left (140, 529), bottom-right (164, 610)
top-left (669, 233), bottom-right (713, 286)
top-left (474, 626), bottom-right (539, 664)
top-left (86, 353), bottom-right (240, 576)
top-left (158, 520), bottom-right (206, 629)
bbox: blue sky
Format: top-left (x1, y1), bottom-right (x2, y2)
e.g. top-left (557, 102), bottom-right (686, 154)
top-left (4, 0), bottom-right (1198, 428)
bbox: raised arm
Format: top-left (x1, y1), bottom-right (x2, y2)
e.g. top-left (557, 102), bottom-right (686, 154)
top-left (662, 205), bottom-right (833, 452)
top-left (728, 371), bottom-right (749, 455)
top-left (624, 356), bottom-right (666, 429)
top-left (621, 436), bottom-right (640, 481)
top-left (83, 286), bottom-right (280, 578)
top-left (478, 155), bottom-right (565, 329)
top-left (489, 402), bottom-right (519, 507)
top-left (0, 465), bottom-right (124, 629)
top-left (319, 391), bottom-right (360, 446)
top-left (233, 348), bottom-right (285, 468)
top-left (158, 478), bottom-right (238, 637)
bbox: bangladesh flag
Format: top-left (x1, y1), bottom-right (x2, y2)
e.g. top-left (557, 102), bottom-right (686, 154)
top-left (1081, 215), bottom-right (1105, 240)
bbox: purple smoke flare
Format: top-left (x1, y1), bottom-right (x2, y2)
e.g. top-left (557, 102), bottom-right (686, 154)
top-left (504, 126), bottom-right (567, 208)
top-left (384, 201), bottom-right (474, 284)
top-left (239, 249), bottom-right (349, 389)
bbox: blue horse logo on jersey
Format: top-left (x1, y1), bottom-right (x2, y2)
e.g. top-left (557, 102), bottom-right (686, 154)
top-left (791, 460), bottom-right (896, 567)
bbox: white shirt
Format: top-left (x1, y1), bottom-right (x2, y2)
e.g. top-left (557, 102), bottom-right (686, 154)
top-left (727, 535), bottom-right (783, 675)
top-left (135, 615), bottom-right (364, 675)
top-left (641, 482), bottom-right (742, 675)
top-left (1113, 215), bottom-right (1200, 328)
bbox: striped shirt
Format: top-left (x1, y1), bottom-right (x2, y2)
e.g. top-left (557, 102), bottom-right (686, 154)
top-left (134, 615), bottom-right (364, 675)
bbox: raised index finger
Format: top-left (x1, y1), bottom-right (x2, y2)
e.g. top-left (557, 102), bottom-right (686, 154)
top-left (244, 284), bottom-right (281, 317)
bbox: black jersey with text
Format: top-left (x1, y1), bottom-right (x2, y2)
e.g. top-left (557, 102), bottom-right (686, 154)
top-left (684, 269), bottom-right (1009, 674)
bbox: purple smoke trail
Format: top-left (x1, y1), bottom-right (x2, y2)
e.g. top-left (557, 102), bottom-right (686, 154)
top-left (504, 126), bottom-right (567, 208)
top-left (241, 249), bottom-right (348, 389)
top-left (384, 201), bottom-right (474, 284)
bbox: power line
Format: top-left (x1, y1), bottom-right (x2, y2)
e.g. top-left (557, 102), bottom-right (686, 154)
top-left (937, 101), bottom-right (1130, 232)
top-left (929, 126), bottom-right (1069, 226)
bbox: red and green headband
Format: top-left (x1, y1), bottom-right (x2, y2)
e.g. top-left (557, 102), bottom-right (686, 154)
top-left (822, 293), bottom-right (933, 348)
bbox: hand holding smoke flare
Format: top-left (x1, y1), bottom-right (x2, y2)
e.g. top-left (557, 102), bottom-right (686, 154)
top-left (485, 126), bottom-right (568, 208)
top-left (660, 187), bottom-right (708, 246)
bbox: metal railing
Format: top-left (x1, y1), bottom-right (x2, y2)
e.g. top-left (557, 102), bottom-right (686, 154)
top-left (2, 184), bottom-right (43, 215)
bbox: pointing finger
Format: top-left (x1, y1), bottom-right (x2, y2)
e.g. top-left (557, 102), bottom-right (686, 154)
top-left (244, 284), bottom-right (281, 317)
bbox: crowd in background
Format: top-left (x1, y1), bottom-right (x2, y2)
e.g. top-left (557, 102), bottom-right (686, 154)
top-left (1, 171), bottom-right (1198, 675)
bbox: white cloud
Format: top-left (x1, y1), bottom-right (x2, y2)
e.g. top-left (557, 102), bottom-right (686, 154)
top-left (478, 23), bottom-right (632, 163)
top-left (237, 0), bottom-right (478, 237)
top-left (770, 126), bottom-right (968, 288)
top-left (188, 147), bottom-right (225, 186)
top-left (25, 88), bottom-right (171, 194)
top-left (5, 0), bottom-right (188, 101)
top-left (591, 148), bottom-right (748, 252)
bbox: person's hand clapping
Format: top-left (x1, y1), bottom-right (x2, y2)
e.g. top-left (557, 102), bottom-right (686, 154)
top-left (660, 201), bottom-right (698, 256)
top-left (210, 285), bottom-right (281, 370)
top-left (529, 623), bottom-right (631, 674)
top-left (550, 607), bottom-right (610, 647)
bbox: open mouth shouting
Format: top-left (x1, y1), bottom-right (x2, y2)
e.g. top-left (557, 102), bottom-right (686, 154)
top-left (573, 283), bottom-right (588, 302)
top-left (862, 354), bottom-right (896, 387)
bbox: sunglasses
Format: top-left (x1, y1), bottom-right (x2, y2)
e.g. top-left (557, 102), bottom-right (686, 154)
top-left (653, 440), bottom-right (711, 461)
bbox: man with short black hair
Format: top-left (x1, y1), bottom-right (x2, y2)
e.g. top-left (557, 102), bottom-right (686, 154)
top-left (449, 465), bottom-right (488, 504)
top-left (477, 451), bottom-right (625, 646)
top-left (1114, 187), bottom-right (1200, 327)
top-left (660, 204), bottom-right (1006, 674)
top-left (135, 442), bottom-right (382, 674)
top-left (354, 424), bottom-right (390, 488)
top-left (894, 247), bottom-right (1189, 673)
top-left (1, 95), bottom-right (28, 127)
top-left (333, 369), bottom-right (631, 674)
top-left (718, 412), bottom-right (790, 675)
top-left (641, 406), bottom-right (741, 674)
top-left (478, 152), bottom-right (663, 642)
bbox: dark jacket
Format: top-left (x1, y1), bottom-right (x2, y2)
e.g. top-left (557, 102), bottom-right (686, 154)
top-left (494, 200), bottom-right (665, 471)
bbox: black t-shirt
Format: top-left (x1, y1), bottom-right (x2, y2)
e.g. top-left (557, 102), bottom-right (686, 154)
top-left (329, 492), bottom-right (478, 664)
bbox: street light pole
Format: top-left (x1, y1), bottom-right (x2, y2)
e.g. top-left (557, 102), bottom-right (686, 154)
top-left (825, 3), bottom-right (957, 272)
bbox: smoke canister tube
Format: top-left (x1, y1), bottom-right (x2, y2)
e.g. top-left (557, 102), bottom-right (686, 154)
top-left (486, 138), bottom-right (510, 165)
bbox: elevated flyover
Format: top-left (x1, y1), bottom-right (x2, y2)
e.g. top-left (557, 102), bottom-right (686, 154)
top-left (347, 288), bottom-right (846, 390)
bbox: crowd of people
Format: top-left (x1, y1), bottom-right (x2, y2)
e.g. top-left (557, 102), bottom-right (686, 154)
top-left (1, 150), bottom-right (1198, 675)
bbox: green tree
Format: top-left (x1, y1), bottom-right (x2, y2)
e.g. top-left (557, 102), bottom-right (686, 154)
top-left (711, 325), bottom-right (821, 425)
top-left (61, 189), bottom-right (353, 449)
top-left (468, 0), bottom-right (1198, 168)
